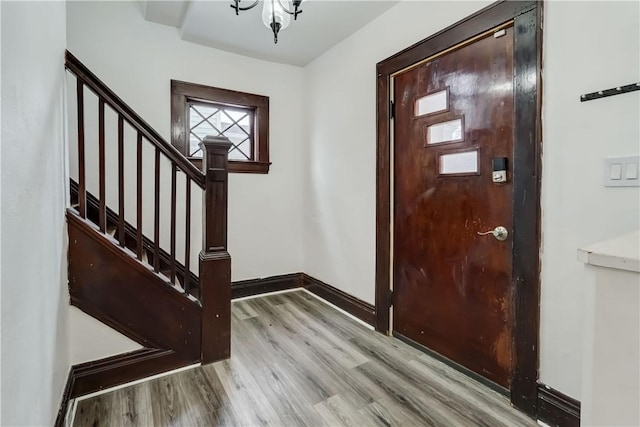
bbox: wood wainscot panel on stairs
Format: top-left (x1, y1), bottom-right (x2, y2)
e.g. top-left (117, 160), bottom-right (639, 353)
top-left (69, 179), bottom-right (201, 297)
top-left (68, 212), bottom-right (202, 360)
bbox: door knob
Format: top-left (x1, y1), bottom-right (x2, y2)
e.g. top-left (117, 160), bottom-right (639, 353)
top-left (477, 226), bottom-right (509, 241)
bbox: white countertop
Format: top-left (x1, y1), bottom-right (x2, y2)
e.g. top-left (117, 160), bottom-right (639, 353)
top-left (578, 230), bottom-right (640, 273)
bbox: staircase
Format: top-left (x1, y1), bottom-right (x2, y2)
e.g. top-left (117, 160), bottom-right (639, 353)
top-left (64, 51), bottom-right (231, 397)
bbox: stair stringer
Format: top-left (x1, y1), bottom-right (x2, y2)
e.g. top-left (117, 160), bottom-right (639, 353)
top-left (67, 210), bottom-right (202, 363)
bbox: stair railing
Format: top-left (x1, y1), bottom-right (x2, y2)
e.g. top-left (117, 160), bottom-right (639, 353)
top-left (65, 51), bottom-right (231, 362)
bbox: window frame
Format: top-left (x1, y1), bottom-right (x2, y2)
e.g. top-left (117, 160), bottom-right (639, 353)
top-left (171, 80), bottom-right (270, 174)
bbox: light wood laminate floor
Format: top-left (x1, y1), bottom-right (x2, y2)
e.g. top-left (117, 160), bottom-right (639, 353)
top-left (73, 290), bottom-right (537, 426)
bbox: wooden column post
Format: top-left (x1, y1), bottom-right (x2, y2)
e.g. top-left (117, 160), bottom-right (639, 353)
top-left (199, 135), bottom-right (232, 364)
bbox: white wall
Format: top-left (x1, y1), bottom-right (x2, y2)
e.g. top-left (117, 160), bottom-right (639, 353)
top-left (540, 0), bottom-right (640, 400)
top-left (303, 0), bottom-right (640, 401)
top-left (69, 306), bottom-right (142, 365)
top-left (66, 1), bottom-right (305, 282)
top-left (304, 0), bottom-right (491, 305)
top-left (1, 2), bottom-right (69, 425)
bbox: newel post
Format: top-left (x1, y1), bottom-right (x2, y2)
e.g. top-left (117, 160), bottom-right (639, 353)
top-left (199, 135), bottom-right (232, 364)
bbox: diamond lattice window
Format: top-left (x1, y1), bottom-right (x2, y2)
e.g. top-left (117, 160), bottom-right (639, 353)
top-left (171, 80), bottom-right (270, 174)
top-left (188, 102), bottom-right (254, 161)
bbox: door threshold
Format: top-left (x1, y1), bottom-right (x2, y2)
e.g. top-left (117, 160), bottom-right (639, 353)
top-left (393, 332), bottom-right (509, 397)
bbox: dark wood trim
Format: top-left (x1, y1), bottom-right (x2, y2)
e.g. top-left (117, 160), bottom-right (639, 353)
top-left (510, 4), bottom-right (543, 413)
top-left (189, 158), bottom-right (272, 174)
top-left (55, 349), bottom-right (195, 426)
top-left (67, 211), bottom-right (200, 308)
top-left (71, 349), bottom-right (193, 398)
top-left (537, 384), bottom-right (581, 427)
top-left (232, 273), bottom-right (304, 299)
top-left (70, 180), bottom-right (200, 296)
top-left (54, 369), bottom-right (75, 427)
top-left (375, 0), bottom-right (542, 417)
top-left (76, 80), bottom-right (86, 219)
top-left (376, 1), bottom-right (536, 76)
top-left (64, 51), bottom-right (205, 188)
top-left (171, 80), bottom-right (270, 174)
top-left (67, 210), bottom-right (202, 356)
top-left (375, 68), bottom-right (392, 333)
top-left (230, 273), bottom-right (375, 327)
top-left (199, 136), bottom-right (233, 364)
top-left (228, 160), bottom-right (271, 174)
top-left (413, 86), bottom-right (451, 119)
top-left (303, 274), bottom-right (376, 326)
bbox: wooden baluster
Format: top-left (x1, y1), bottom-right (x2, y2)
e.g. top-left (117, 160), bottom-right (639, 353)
top-left (77, 80), bottom-right (86, 218)
top-left (118, 116), bottom-right (125, 247)
top-left (136, 132), bottom-right (143, 260)
top-left (200, 135), bottom-right (232, 364)
top-left (154, 147), bottom-right (160, 273)
top-left (184, 177), bottom-right (191, 294)
top-left (170, 164), bottom-right (177, 284)
top-left (98, 99), bottom-right (106, 232)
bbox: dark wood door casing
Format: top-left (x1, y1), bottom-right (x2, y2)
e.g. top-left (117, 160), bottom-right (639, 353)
top-left (375, 0), bottom-right (542, 416)
top-left (393, 25), bottom-right (515, 389)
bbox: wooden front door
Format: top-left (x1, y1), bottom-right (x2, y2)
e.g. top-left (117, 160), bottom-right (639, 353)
top-left (393, 25), bottom-right (515, 388)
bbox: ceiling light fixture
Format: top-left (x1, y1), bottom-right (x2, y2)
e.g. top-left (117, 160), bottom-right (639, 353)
top-left (230, 0), bottom-right (304, 44)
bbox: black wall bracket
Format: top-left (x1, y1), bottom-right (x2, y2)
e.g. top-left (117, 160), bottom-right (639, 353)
top-left (580, 82), bottom-right (640, 102)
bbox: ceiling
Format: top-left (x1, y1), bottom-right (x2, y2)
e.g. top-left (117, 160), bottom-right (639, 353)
top-left (142, 0), bottom-right (399, 66)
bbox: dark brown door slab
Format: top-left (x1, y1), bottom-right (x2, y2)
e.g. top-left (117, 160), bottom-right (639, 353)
top-left (393, 26), bottom-right (515, 388)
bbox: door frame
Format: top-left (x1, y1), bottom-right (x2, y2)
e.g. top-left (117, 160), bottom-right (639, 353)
top-left (375, 0), bottom-right (543, 416)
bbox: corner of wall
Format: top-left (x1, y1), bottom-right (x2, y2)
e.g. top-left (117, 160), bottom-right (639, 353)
top-left (1, 1), bottom-right (70, 424)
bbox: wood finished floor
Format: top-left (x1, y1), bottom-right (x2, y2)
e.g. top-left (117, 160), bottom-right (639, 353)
top-left (73, 290), bottom-right (537, 427)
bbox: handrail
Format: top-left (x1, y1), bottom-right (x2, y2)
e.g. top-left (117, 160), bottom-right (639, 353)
top-left (65, 52), bottom-right (232, 365)
top-left (64, 50), bottom-right (205, 189)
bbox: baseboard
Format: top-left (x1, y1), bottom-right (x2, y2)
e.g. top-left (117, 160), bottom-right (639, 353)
top-left (537, 383), bottom-right (581, 427)
top-left (72, 348), bottom-right (193, 398)
top-left (231, 273), bottom-right (376, 327)
top-left (231, 273), bottom-right (303, 299)
top-left (55, 348), bottom-right (194, 426)
top-left (302, 274), bottom-right (376, 326)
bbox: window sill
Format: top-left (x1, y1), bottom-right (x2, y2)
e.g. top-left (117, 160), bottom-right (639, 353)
top-left (189, 158), bottom-right (270, 174)
top-left (229, 161), bottom-right (271, 174)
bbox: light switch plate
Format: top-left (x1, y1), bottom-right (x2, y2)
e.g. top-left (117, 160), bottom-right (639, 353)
top-left (625, 163), bottom-right (638, 180)
top-left (604, 156), bottom-right (640, 187)
top-left (609, 163), bottom-right (622, 180)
